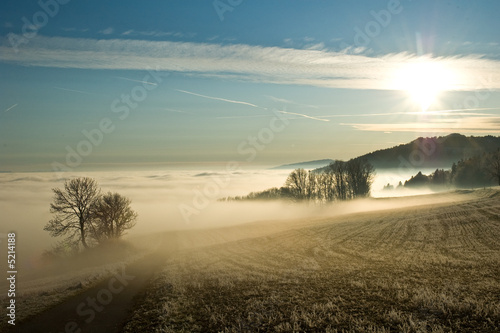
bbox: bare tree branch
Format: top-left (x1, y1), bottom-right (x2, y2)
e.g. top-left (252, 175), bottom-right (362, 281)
top-left (44, 177), bottom-right (100, 249)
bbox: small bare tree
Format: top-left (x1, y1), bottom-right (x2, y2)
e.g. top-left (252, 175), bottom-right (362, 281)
top-left (44, 177), bottom-right (100, 249)
top-left (90, 192), bottom-right (138, 242)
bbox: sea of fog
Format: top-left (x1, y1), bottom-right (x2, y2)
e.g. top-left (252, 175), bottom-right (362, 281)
top-left (0, 167), bottom-right (440, 268)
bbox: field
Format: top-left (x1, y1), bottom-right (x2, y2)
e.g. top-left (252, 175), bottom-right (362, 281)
top-left (5, 189), bottom-right (500, 332)
top-left (0, 242), bottom-right (148, 333)
top-left (123, 189), bottom-right (500, 332)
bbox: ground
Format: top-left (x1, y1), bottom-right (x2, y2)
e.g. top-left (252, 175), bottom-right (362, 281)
top-left (6, 189), bottom-right (500, 332)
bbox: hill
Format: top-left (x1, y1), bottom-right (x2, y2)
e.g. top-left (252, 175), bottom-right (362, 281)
top-left (360, 133), bottom-right (500, 169)
top-left (270, 159), bottom-right (334, 170)
top-left (315, 134), bottom-right (500, 172)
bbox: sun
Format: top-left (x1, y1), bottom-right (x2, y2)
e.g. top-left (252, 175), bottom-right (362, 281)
top-left (393, 60), bottom-right (455, 112)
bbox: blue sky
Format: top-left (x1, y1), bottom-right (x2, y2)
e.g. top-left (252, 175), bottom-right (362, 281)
top-left (1, 0), bottom-right (500, 172)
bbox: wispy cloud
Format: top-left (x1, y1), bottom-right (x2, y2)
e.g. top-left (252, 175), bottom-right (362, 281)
top-left (99, 27), bottom-right (114, 35)
top-left (1, 36), bottom-right (500, 91)
top-left (416, 107), bottom-right (498, 114)
top-left (3, 103), bottom-right (18, 113)
top-left (175, 89), bottom-right (262, 109)
top-left (321, 111), bottom-right (409, 118)
top-left (61, 27), bottom-right (89, 33)
top-left (320, 107), bottom-right (498, 118)
top-left (121, 30), bottom-right (195, 38)
top-left (345, 116), bottom-right (500, 134)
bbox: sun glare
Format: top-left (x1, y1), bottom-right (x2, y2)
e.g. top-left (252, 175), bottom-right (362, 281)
top-left (394, 60), bottom-right (455, 112)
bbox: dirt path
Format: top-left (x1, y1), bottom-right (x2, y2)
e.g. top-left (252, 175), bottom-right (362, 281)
top-left (11, 251), bottom-right (167, 333)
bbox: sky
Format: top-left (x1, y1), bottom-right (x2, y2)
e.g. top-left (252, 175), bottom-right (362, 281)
top-left (1, 0), bottom-right (500, 172)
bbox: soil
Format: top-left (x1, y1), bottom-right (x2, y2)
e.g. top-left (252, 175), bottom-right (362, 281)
top-left (10, 252), bottom-right (166, 333)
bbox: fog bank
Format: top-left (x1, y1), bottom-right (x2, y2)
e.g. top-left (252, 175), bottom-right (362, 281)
top-left (0, 168), bottom-right (443, 269)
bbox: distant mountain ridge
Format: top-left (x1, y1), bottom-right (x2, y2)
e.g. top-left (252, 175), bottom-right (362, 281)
top-left (271, 159), bottom-right (335, 170)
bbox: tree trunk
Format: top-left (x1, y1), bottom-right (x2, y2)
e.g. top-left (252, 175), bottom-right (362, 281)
top-left (80, 219), bottom-right (89, 249)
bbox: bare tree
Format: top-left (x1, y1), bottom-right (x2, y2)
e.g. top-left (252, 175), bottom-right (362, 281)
top-left (306, 171), bottom-right (318, 201)
top-left (346, 159), bottom-right (375, 198)
top-left (285, 168), bottom-right (308, 200)
top-left (317, 171), bottom-right (336, 202)
top-left (486, 150), bottom-right (500, 186)
top-left (44, 177), bottom-right (100, 249)
top-left (90, 192), bottom-right (138, 242)
top-left (330, 161), bottom-right (349, 201)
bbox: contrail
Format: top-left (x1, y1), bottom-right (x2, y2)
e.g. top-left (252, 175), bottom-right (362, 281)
top-left (175, 89), bottom-right (335, 121)
top-left (115, 76), bottom-right (158, 86)
top-left (266, 95), bottom-right (320, 109)
top-left (3, 104), bottom-right (18, 113)
top-left (278, 110), bottom-right (329, 122)
top-left (54, 87), bottom-right (99, 95)
top-left (175, 89), bottom-right (262, 109)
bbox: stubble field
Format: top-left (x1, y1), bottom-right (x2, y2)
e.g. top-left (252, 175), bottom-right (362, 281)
top-left (124, 189), bottom-right (500, 332)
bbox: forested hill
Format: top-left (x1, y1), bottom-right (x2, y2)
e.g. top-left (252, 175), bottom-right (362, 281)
top-left (355, 134), bottom-right (500, 169)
